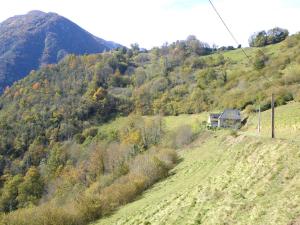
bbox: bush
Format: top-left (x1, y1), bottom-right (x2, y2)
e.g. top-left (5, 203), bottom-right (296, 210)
top-left (282, 66), bottom-right (300, 85)
top-left (99, 175), bottom-right (145, 214)
top-left (82, 127), bottom-right (98, 138)
top-left (1, 147), bottom-right (177, 225)
top-left (271, 55), bottom-right (290, 70)
top-left (74, 134), bottom-right (85, 144)
top-left (164, 125), bottom-right (194, 148)
top-left (155, 148), bottom-right (178, 169)
top-left (253, 50), bottom-right (268, 70)
top-left (275, 89), bottom-right (293, 106)
top-left (129, 148), bottom-right (177, 186)
top-left (1, 204), bottom-right (82, 225)
top-left (75, 196), bottom-right (102, 222)
top-left (230, 130), bottom-right (238, 137)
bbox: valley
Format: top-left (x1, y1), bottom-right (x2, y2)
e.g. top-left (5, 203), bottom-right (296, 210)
top-left (0, 10), bottom-right (299, 224)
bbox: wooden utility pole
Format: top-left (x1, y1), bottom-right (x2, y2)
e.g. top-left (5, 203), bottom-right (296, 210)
top-left (258, 104), bottom-right (261, 134)
top-left (271, 93), bottom-right (275, 138)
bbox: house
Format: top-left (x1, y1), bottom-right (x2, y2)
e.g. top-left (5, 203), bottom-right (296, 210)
top-left (218, 109), bottom-right (242, 129)
top-left (207, 109), bottom-right (242, 129)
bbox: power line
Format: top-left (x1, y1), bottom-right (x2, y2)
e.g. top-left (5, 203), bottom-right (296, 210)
top-left (208, 0), bottom-right (277, 86)
top-left (208, 0), bottom-right (250, 61)
top-left (208, 0), bottom-right (277, 138)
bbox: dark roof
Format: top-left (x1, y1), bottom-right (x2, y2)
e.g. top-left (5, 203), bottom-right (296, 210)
top-left (219, 109), bottom-right (241, 120)
top-left (209, 113), bottom-right (221, 119)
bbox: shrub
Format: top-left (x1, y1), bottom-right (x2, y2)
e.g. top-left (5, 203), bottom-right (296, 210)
top-left (155, 148), bottom-right (178, 169)
top-left (164, 125), bottom-right (194, 148)
top-left (230, 130), bottom-right (238, 137)
top-left (120, 115), bottom-right (164, 150)
top-left (175, 125), bottom-right (193, 147)
top-left (253, 50), bottom-right (268, 70)
top-left (282, 66), bottom-right (300, 85)
top-left (271, 55), bottom-right (290, 70)
top-left (99, 176), bottom-right (144, 213)
top-left (103, 143), bottom-right (131, 174)
top-left (74, 134), bottom-right (85, 144)
top-left (82, 127), bottom-right (98, 138)
top-left (275, 89), bottom-right (293, 106)
top-left (284, 34), bottom-right (300, 48)
top-left (1, 204), bottom-right (82, 225)
top-left (129, 148), bottom-right (177, 186)
top-left (1, 145), bottom-right (177, 225)
top-left (75, 196), bottom-right (102, 222)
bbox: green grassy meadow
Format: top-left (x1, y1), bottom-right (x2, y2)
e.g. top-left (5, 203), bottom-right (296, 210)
top-left (92, 102), bottom-right (300, 225)
top-left (245, 101), bottom-right (300, 140)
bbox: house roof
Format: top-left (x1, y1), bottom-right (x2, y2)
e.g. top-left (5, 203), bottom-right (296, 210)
top-left (209, 113), bottom-right (221, 119)
top-left (219, 109), bottom-right (241, 120)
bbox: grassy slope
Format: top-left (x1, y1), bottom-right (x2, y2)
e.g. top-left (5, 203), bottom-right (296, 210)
top-left (93, 102), bottom-right (300, 225)
top-left (245, 101), bottom-right (300, 140)
top-left (92, 113), bottom-right (208, 141)
top-left (164, 113), bottom-right (208, 132)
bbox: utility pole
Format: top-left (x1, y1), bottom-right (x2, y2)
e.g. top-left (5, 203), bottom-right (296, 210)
top-left (258, 104), bottom-right (261, 134)
top-left (271, 93), bottom-right (275, 138)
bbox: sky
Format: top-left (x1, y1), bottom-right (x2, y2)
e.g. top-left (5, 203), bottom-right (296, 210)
top-left (0, 0), bottom-right (299, 49)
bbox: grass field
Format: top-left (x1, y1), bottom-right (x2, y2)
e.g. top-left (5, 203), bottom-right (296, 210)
top-left (91, 102), bottom-right (300, 225)
top-left (245, 101), bottom-right (300, 140)
top-left (94, 112), bottom-right (209, 141)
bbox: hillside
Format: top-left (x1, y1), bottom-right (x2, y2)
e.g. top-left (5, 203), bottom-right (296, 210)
top-left (94, 103), bottom-right (300, 225)
top-left (245, 101), bottom-right (300, 140)
top-left (1, 33), bottom-right (300, 170)
top-left (0, 33), bottom-right (300, 224)
top-left (0, 10), bottom-right (120, 92)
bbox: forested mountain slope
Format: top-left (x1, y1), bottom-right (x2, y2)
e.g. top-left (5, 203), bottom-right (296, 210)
top-left (0, 32), bottom-right (300, 224)
top-left (0, 10), bottom-right (120, 92)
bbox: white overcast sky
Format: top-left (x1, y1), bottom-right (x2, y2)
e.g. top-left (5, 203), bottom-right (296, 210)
top-left (0, 0), bottom-right (299, 49)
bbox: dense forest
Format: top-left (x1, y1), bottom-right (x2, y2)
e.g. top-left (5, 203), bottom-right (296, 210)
top-left (0, 10), bottom-right (120, 92)
top-left (0, 30), bottom-right (299, 224)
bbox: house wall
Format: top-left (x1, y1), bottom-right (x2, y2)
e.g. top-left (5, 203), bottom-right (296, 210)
top-left (219, 119), bottom-right (241, 129)
top-left (211, 121), bottom-right (218, 127)
top-left (208, 116), bottom-right (219, 128)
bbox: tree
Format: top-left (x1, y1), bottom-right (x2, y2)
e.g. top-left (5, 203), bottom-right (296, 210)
top-left (0, 175), bottom-right (23, 212)
top-left (130, 43), bottom-right (140, 54)
top-left (186, 35), bottom-right (211, 56)
top-left (253, 50), bottom-right (268, 70)
top-left (17, 167), bottom-right (44, 208)
top-left (197, 68), bottom-right (218, 89)
top-left (267, 27), bottom-right (289, 44)
top-left (249, 31), bottom-right (267, 47)
top-left (249, 28), bottom-right (289, 47)
top-left (0, 155), bottom-right (5, 176)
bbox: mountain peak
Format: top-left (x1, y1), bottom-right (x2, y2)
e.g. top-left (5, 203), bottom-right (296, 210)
top-left (26, 10), bottom-right (59, 19)
top-left (0, 11), bottom-right (121, 92)
top-left (27, 10), bottom-right (47, 15)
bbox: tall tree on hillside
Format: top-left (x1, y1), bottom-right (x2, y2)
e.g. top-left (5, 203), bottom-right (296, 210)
top-left (17, 167), bottom-right (44, 208)
top-left (249, 31), bottom-right (267, 47)
top-left (249, 27), bottom-right (289, 47)
top-left (267, 27), bottom-right (289, 44)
